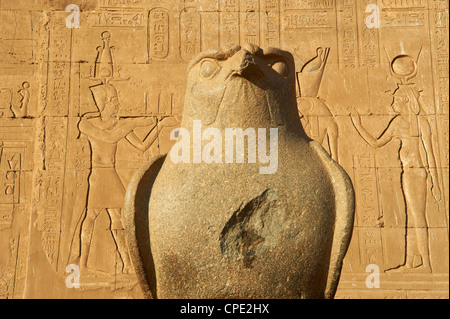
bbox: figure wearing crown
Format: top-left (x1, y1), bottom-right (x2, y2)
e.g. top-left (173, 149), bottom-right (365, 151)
top-left (296, 47), bottom-right (339, 163)
top-left (75, 32), bottom-right (177, 274)
top-left (349, 48), bottom-right (442, 273)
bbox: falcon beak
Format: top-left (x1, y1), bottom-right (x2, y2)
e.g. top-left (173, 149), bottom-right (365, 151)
top-left (229, 49), bottom-right (262, 80)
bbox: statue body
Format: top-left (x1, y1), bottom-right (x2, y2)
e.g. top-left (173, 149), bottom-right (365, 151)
top-left (125, 44), bottom-right (355, 299)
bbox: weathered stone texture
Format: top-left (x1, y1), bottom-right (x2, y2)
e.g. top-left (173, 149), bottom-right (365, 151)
top-left (0, 0), bottom-right (448, 298)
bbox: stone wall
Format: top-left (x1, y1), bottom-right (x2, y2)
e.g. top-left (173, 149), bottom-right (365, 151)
top-left (0, 0), bottom-right (448, 298)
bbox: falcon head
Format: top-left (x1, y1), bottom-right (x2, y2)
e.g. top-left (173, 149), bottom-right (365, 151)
top-left (183, 44), bottom-right (300, 129)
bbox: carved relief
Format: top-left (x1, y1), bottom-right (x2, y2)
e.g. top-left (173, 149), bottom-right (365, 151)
top-left (95, 10), bottom-right (145, 28)
top-left (72, 32), bottom-right (178, 280)
top-left (0, 118), bottom-right (33, 298)
top-left (220, 0), bottom-right (240, 48)
top-left (349, 52), bottom-right (442, 273)
top-left (261, 0), bottom-right (280, 48)
top-left (10, 82), bottom-right (31, 118)
top-left (0, 82), bottom-right (32, 119)
top-left (180, 8), bottom-right (201, 60)
top-left (0, 89), bottom-right (13, 119)
top-left (358, 0), bottom-right (380, 68)
top-left (42, 117), bottom-right (66, 267)
top-left (337, 0), bottom-right (358, 69)
top-left (296, 47), bottom-right (339, 162)
top-left (148, 8), bottom-right (169, 60)
top-left (0, 1), bottom-right (447, 299)
top-left (240, 0), bottom-right (260, 46)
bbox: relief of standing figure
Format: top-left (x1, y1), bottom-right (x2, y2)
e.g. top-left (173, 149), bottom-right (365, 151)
top-left (10, 81), bottom-right (30, 118)
top-left (77, 80), bottom-right (177, 273)
top-left (349, 54), bottom-right (441, 273)
top-left (74, 31), bottom-right (178, 274)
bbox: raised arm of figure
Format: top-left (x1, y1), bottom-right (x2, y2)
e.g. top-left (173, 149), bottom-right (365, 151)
top-left (78, 117), bottom-right (156, 144)
top-left (125, 117), bottom-right (178, 152)
top-left (78, 117), bottom-right (129, 143)
top-left (126, 126), bottom-right (158, 152)
top-left (350, 108), bottom-right (397, 149)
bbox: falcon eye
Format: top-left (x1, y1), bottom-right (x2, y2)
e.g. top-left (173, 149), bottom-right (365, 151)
top-left (200, 60), bottom-right (220, 79)
top-left (271, 61), bottom-right (289, 77)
